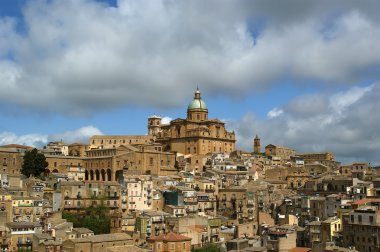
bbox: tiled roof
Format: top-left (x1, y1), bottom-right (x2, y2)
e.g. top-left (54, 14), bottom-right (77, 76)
top-left (0, 144), bottom-right (33, 149)
top-left (351, 198), bottom-right (380, 205)
top-left (147, 232), bottom-right (191, 242)
top-left (288, 248), bottom-right (312, 252)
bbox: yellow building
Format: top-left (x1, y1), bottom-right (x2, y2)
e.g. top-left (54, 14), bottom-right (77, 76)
top-left (149, 88), bottom-right (236, 155)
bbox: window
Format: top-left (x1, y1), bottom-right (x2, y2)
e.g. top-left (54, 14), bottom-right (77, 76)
top-left (183, 242), bottom-right (186, 249)
top-left (150, 158), bottom-right (153, 165)
top-left (370, 216), bottom-right (374, 223)
top-left (171, 243), bottom-right (175, 249)
top-left (158, 243), bottom-right (161, 249)
top-left (358, 215), bottom-right (362, 223)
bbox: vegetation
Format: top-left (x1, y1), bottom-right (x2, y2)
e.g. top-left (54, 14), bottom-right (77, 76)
top-left (192, 244), bottom-right (220, 252)
top-left (21, 148), bottom-right (48, 178)
top-left (62, 204), bottom-right (111, 234)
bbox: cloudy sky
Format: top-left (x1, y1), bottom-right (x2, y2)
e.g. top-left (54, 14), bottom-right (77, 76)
top-left (1, 0), bottom-right (380, 165)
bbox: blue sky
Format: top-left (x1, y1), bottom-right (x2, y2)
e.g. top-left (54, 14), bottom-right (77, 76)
top-left (1, 0), bottom-right (380, 165)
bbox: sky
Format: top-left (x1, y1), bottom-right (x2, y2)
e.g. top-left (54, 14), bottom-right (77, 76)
top-left (1, 0), bottom-right (380, 165)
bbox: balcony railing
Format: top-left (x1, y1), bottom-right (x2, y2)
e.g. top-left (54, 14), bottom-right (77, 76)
top-left (186, 208), bottom-right (198, 214)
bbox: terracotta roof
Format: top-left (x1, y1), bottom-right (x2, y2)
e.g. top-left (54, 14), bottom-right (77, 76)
top-left (0, 144), bottom-right (33, 149)
top-left (288, 248), bottom-right (312, 252)
top-left (147, 232), bottom-right (191, 242)
top-left (351, 198), bottom-right (380, 205)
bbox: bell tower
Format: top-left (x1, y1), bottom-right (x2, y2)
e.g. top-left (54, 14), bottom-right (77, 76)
top-left (254, 135), bottom-right (261, 154)
top-left (148, 115), bottom-right (162, 136)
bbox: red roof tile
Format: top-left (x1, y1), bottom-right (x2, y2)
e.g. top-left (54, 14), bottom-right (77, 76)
top-left (288, 248), bottom-right (312, 252)
top-left (351, 198), bottom-right (380, 205)
top-left (0, 144), bottom-right (33, 149)
top-left (147, 232), bottom-right (191, 242)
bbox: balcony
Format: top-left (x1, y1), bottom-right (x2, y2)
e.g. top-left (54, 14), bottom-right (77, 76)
top-left (18, 203), bottom-right (33, 207)
top-left (108, 195), bottom-right (119, 200)
top-left (64, 204), bottom-right (78, 209)
top-left (186, 208), bottom-right (198, 214)
top-left (205, 189), bottom-right (215, 193)
top-left (184, 197), bottom-right (198, 205)
top-left (152, 218), bottom-right (164, 224)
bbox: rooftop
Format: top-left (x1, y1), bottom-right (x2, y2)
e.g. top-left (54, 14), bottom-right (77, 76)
top-left (147, 232), bottom-right (191, 242)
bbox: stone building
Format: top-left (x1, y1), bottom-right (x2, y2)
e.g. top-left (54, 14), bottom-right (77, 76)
top-left (296, 152), bottom-right (334, 162)
top-left (89, 135), bottom-right (153, 150)
top-left (60, 180), bottom-right (121, 213)
top-left (0, 144), bottom-right (31, 176)
top-left (342, 206), bottom-right (380, 252)
top-left (149, 88), bottom-right (236, 155)
top-left (62, 233), bottom-right (133, 252)
top-left (265, 144), bottom-right (295, 161)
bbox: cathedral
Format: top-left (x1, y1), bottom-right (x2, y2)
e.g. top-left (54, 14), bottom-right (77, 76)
top-left (148, 88), bottom-right (236, 155)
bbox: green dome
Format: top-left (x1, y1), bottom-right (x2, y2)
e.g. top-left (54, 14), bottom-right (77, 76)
top-left (188, 99), bottom-right (207, 110)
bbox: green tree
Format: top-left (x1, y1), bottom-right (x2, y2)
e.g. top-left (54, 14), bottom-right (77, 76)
top-left (192, 244), bottom-right (220, 252)
top-left (62, 204), bottom-right (111, 234)
top-left (21, 148), bottom-right (48, 178)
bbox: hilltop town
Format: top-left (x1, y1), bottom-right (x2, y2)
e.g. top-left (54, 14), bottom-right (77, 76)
top-left (0, 89), bottom-right (377, 252)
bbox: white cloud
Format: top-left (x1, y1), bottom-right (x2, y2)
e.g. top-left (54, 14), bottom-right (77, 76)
top-left (228, 83), bottom-right (380, 165)
top-left (48, 126), bottom-right (103, 144)
top-left (0, 126), bottom-right (103, 147)
top-left (160, 116), bottom-right (172, 125)
top-left (1, 1), bottom-right (380, 114)
top-left (267, 107), bottom-right (284, 118)
top-left (329, 84), bottom-right (374, 114)
top-left (0, 132), bottom-right (47, 147)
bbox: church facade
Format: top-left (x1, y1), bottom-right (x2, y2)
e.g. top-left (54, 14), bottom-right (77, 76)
top-left (148, 88), bottom-right (236, 155)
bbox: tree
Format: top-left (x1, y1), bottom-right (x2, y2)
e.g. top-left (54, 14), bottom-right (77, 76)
top-left (192, 244), bottom-right (220, 252)
top-left (22, 148), bottom-right (48, 178)
top-left (62, 204), bottom-right (111, 234)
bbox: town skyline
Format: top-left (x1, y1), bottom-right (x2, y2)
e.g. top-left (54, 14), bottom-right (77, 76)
top-left (1, 0), bottom-right (380, 165)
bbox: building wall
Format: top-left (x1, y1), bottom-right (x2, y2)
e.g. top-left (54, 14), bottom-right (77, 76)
top-left (46, 156), bottom-right (84, 174)
top-left (0, 149), bottom-right (23, 175)
top-left (89, 135), bottom-right (153, 150)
